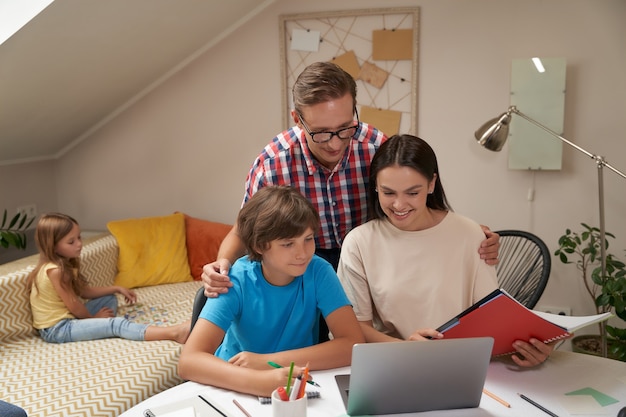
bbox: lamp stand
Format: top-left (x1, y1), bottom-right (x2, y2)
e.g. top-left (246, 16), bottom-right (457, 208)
top-left (479, 106), bottom-right (626, 358)
top-left (597, 159), bottom-right (608, 357)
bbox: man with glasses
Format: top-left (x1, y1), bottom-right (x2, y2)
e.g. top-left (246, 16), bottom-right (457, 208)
top-left (201, 62), bottom-right (500, 339)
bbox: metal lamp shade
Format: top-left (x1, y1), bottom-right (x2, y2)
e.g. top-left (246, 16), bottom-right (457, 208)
top-left (474, 112), bottom-right (511, 152)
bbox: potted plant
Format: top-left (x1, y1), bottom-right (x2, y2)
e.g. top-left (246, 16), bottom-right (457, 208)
top-left (0, 209), bottom-right (35, 250)
top-left (554, 223), bottom-right (626, 361)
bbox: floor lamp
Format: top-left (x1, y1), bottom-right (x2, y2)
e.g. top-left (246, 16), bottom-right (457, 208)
top-left (475, 105), bottom-right (626, 357)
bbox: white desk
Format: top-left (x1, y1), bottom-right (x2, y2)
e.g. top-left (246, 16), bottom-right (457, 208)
top-left (120, 351), bottom-right (626, 417)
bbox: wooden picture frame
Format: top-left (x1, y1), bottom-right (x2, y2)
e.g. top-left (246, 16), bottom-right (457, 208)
top-left (279, 7), bottom-right (420, 135)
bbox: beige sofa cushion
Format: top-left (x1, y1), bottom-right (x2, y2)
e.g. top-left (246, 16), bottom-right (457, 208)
top-left (0, 233), bottom-right (202, 417)
top-left (1, 280), bottom-right (202, 417)
top-left (0, 265), bottom-right (36, 340)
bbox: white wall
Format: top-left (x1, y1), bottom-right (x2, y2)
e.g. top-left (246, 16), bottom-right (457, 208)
top-left (51, 0), bottom-right (626, 321)
top-left (0, 161), bottom-right (56, 220)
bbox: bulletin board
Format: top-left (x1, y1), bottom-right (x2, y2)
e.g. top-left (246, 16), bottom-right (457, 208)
top-left (279, 7), bottom-right (420, 136)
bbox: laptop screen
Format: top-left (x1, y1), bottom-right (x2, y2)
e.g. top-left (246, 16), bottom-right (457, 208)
top-left (335, 337), bottom-right (494, 415)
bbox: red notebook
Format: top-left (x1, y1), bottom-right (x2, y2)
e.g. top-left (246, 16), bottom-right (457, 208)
top-left (436, 289), bottom-right (612, 356)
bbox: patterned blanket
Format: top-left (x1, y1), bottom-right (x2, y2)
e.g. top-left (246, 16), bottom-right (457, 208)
top-left (0, 235), bottom-right (202, 417)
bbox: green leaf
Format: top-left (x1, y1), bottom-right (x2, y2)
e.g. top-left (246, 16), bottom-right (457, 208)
top-left (2, 231), bottom-right (22, 248)
top-left (596, 294), bottom-right (610, 307)
top-left (614, 298), bottom-right (626, 315)
top-left (8, 212), bottom-right (19, 229)
top-left (0, 209), bottom-right (35, 250)
top-left (556, 224), bottom-right (626, 339)
top-left (607, 325), bottom-right (626, 340)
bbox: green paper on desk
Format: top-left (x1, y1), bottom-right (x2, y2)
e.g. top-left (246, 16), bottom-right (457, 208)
top-left (565, 387), bottom-right (619, 406)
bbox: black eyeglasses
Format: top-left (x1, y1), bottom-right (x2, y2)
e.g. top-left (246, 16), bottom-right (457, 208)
top-left (297, 109), bottom-right (360, 144)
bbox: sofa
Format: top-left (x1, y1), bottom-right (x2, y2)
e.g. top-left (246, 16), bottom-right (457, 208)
top-left (0, 213), bottom-right (232, 417)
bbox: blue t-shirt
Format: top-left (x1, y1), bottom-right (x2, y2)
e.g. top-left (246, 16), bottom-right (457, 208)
top-left (199, 255), bottom-right (350, 361)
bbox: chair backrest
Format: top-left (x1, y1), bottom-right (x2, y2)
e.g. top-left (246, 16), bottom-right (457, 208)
top-left (191, 287), bottom-right (207, 330)
top-left (494, 230), bottom-right (551, 309)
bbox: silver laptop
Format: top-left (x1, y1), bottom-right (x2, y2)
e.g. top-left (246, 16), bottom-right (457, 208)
top-left (335, 337), bottom-right (494, 415)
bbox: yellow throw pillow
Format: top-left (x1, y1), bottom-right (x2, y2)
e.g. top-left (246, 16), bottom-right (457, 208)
top-left (107, 213), bottom-right (192, 288)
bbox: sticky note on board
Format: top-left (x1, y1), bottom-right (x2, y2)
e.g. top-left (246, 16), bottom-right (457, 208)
top-left (372, 29), bottom-right (413, 60)
top-left (358, 62), bottom-right (389, 89)
top-left (331, 50), bottom-right (361, 80)
top-left (291, 28), bottom-right (320, 52)
top-left (360, 106), bottom-right (401, 137)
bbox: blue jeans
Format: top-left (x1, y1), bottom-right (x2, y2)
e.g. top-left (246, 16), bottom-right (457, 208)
top-left (39, 295), bottom-right (149, 343)
top-left (0, 400), bottom-right (27, 417)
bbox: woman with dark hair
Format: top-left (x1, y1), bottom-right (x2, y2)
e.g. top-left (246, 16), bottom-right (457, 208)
top-left (338, 134), bottom-right (554, 368)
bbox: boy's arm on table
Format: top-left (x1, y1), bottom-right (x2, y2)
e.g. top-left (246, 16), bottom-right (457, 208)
top-left (261, 305), bottom-right (365, 371)
top-left (179, 319), bottom-right (291, 397)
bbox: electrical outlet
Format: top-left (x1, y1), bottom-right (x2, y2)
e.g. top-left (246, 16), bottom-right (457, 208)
top-left (16, 204), bottom-right (37, 219)
top-left (536, 305), bottom-right (571, 316)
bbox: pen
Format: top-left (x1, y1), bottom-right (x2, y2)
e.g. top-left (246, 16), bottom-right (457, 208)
top-left (277, 386), bottom-right (289, 401)
top-left (267, 361), bottom-right (321, 387)
top-left (198, 395), bottom-right (228, 417)
top-left (232, 399), bottom-right (252, 417)
top-left (289, 376), bottom-right (302, 401)
top-left (285, 361), bottom-right (294, 397)
top-left (518, 393), bottom-right (559, 417)
top-left (482, 388), bottom-right (510, 408)
top-left (297, 364), bottom-right (309, 399)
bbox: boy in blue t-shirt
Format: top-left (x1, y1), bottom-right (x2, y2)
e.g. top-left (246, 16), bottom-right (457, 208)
top-left (178, 186), bottom-right (364, 397)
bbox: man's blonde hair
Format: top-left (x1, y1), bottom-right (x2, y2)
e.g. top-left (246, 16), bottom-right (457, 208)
top-left (292, 62), bottom-right (357, 113)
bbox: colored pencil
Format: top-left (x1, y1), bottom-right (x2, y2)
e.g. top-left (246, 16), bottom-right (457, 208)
top-left (483, 389), bottom-right (510, 408)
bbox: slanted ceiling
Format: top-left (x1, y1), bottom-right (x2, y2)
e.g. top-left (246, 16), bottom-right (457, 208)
top-left (0, 0), bottom-right (274, 166)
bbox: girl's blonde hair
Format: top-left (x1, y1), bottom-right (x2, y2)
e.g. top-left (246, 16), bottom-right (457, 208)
top-left (27, 212), bottom-right (86, 296)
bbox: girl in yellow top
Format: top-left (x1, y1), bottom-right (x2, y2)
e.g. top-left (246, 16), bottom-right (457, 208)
top-left (28, 212), bottom-right (190, 344)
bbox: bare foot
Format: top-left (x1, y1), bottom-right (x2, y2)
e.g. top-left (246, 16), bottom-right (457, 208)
top-left (145, 319), bottom-right (192, 343)
top-left (174, 320), bottom-right (191, 344)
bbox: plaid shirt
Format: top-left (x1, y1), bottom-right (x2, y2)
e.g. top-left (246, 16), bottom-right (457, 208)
top-left (243, 122), bottom-right (386, 250)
